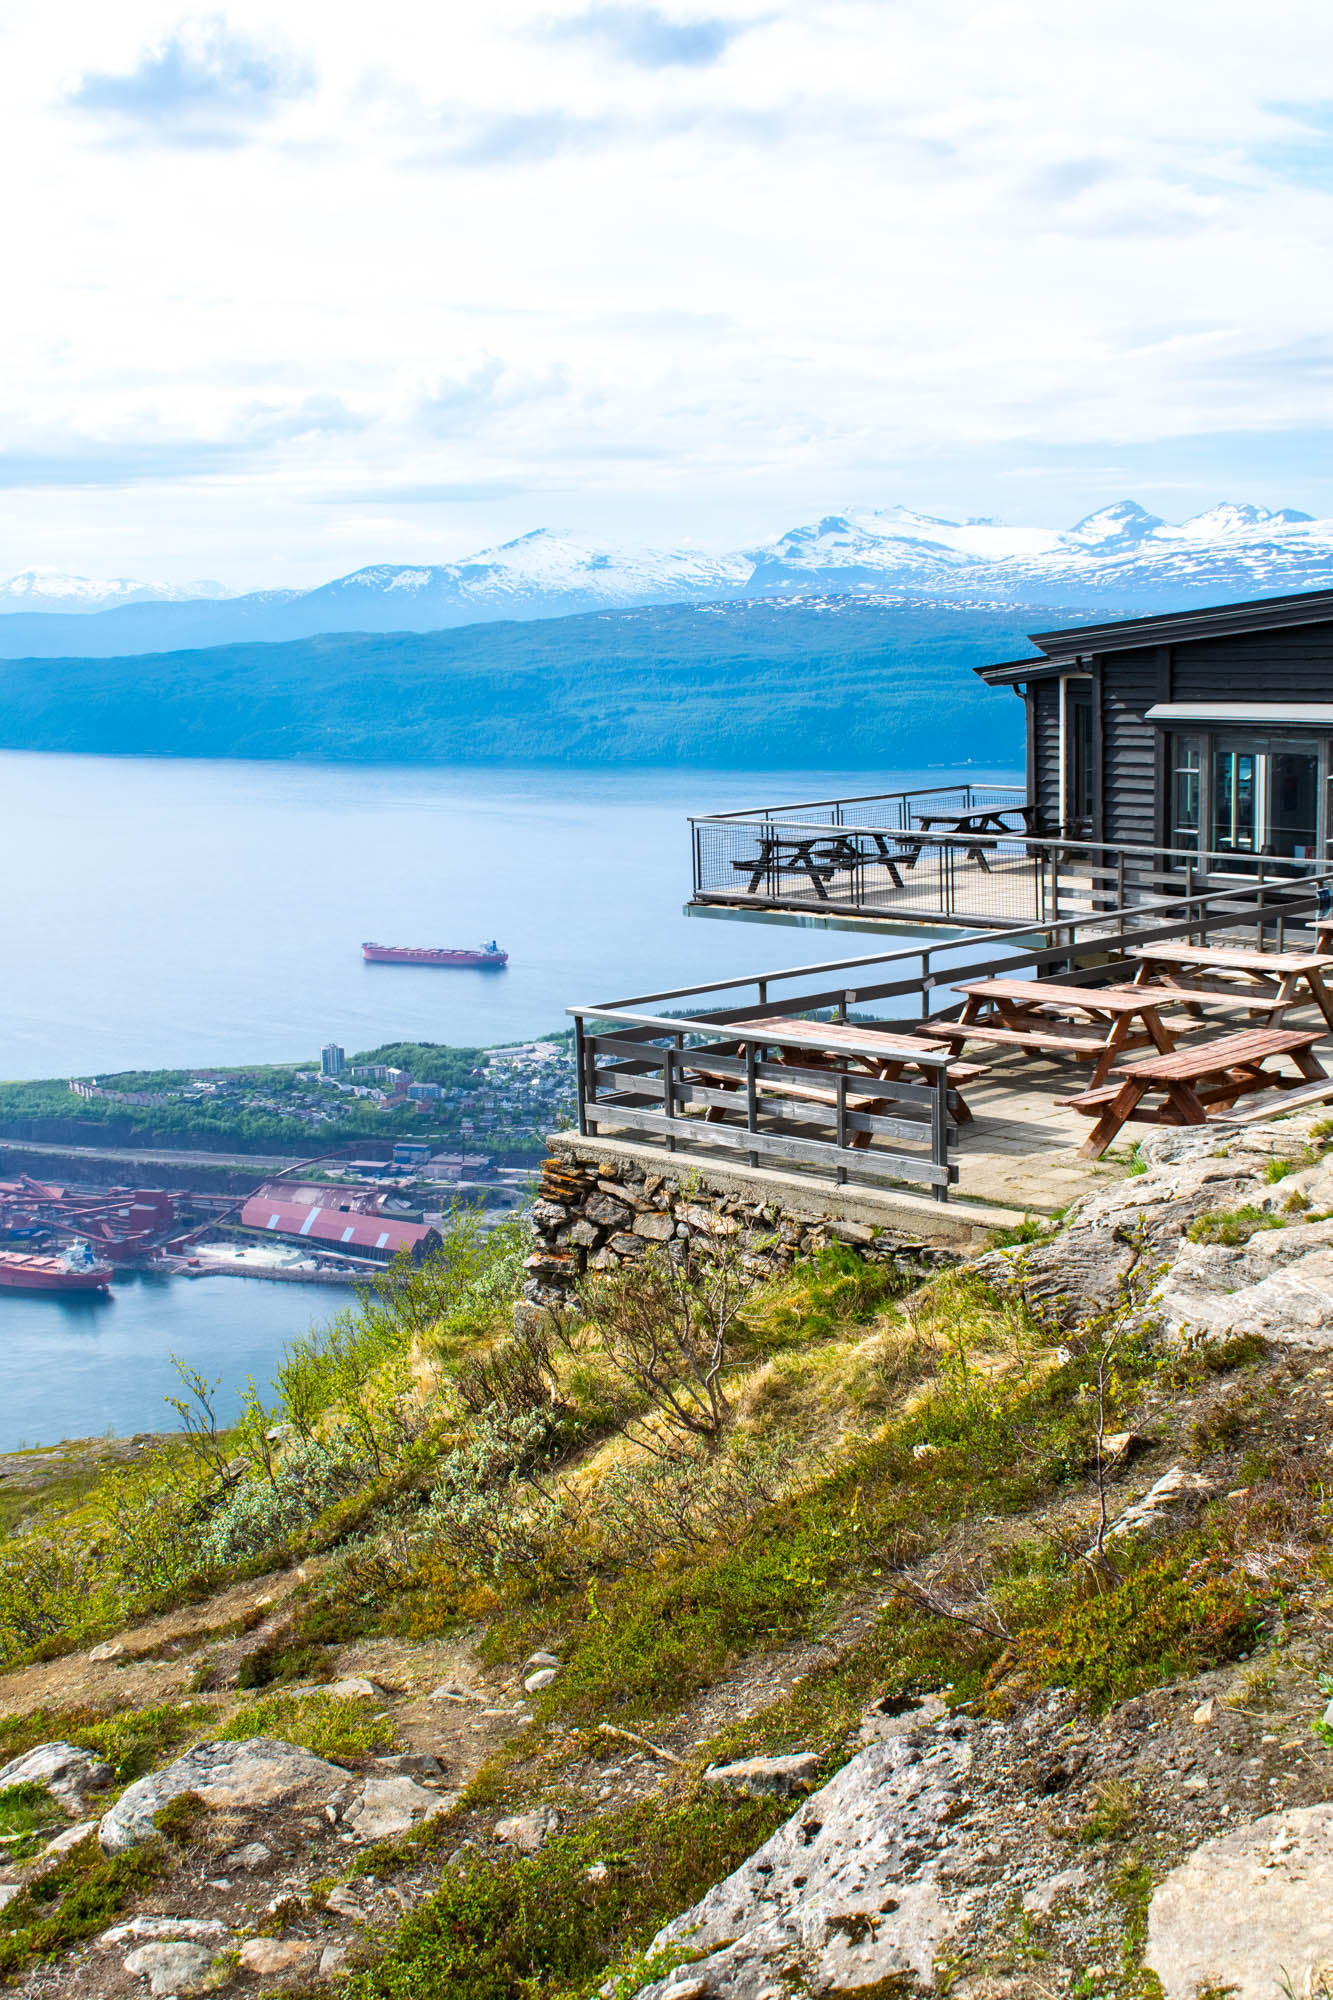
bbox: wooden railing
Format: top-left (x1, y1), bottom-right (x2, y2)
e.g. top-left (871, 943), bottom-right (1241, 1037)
top-left (569, 865), bottom-right (1333, 1201)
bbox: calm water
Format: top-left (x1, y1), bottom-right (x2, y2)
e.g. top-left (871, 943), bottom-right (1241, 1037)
top-left (0, 1273), bottom-right (330, 1453)
top-left (0, 753), bottom-right (1018, 1076)
top-left (0, 751), bottom-right (1020, 1447)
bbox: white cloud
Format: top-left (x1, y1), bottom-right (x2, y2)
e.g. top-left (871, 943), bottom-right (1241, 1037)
top-left (0, 0), bottom-right (1331, 582)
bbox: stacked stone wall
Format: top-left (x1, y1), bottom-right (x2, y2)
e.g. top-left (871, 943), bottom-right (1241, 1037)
top-left (521, 1146), bottom-right (958, 1309)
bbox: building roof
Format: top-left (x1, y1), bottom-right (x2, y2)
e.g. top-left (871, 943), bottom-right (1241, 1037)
top-left (975, 585), bottom-right (1333, 687)
top-left (239, 1197), bottom-right (437, 1255)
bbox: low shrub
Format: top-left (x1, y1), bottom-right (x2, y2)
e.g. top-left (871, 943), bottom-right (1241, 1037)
top-left (216, 1690), bottom-right (399, 1764)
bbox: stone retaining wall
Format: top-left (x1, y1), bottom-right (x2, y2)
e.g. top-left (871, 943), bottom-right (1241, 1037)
top-left (520, 1138), bottom-right (963, 1310)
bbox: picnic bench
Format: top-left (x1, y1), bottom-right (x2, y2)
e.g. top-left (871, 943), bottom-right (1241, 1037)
top-left (732, 830), bottom-right (907, 898)
top-left (898, 802), bottom-right (1037, 873)
top-left (1057, 1027), bottom-right (1329, 1159)
top-left (1128, 941), bottom-right (1333, 1033)
top-left (919, 977), bottom-right (1180, 1087)
top-left (685, 1015), bottom-right (982, 1146)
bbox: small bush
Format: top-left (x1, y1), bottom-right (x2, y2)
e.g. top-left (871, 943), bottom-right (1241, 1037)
top-left (0, 1781), bottom-right (63, 1860)
top-left (985, 1544), bottom-right (1266, 1712)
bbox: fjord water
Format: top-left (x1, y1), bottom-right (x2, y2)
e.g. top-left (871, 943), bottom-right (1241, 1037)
top-left (0, 752), bottom-right (1019, 1076)
top-left (0, 750), bottom-right (1021, 1449)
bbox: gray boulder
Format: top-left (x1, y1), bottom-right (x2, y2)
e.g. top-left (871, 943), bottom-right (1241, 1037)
top-left (1146, 1805), bottom-right (1333, 2000)
top-left (495, 1807), bottom-right (559, 1852)
top-left (342, 1774), bottom-right (453, 1841)
top-left (0, 1741), bottom-right (111, 1813)
top-left (1102, 1464), bottom-right (1215, 1546)
top-left (99, 1736), bottom-right (352, 1854)
top-left (122, 1940), bottom-right (217, 1996)
top-left (631, 1724), bottom-right (973, 1997)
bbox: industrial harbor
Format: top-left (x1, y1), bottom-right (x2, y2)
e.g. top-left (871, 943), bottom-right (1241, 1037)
top-left (0, 1036), bottom-right (575, 1291)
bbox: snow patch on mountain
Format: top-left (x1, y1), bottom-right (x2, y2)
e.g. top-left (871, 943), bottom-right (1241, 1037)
top-left (0, 570), bottom-right (231, 612)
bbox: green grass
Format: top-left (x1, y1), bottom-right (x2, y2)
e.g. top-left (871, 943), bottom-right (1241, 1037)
top-left (0, 1701), bottom-right (214, 1786)
top-left (0, 1782), bottom-right (64, 1862)
top-left (0, 1836), bottom-right (165, 1981)
top-left (216, 1691), bottom-right (400, 1764)
top-left (334, 1787), bottom-right (789, 2000)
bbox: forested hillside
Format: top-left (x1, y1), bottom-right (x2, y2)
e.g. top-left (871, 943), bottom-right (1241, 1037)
top-left (0, 596), bottom-right (1053, 766)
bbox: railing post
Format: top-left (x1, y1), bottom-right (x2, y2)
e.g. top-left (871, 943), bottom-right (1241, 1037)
top-left (1186, 859), bottom-right (1196, 941)
top-left (663, 1041), bottom-right (677, 1152)
top-left (1116, 850), bottom-right (1126, 911)
top-left (931, 1063), bottom-right (948, 1202)
top-left (745, 1039), bottom-right (758, 1168)
top-left (835, 1069), bottom-right (848, 1183)
top-left (574, 1015), bottom-right (589, 1136)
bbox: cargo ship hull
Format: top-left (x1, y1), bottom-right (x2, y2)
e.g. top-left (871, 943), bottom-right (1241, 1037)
top-left (362, 942), bottom-right (508, 968)
top-left (0, 1251), bottom-right (113, 1292)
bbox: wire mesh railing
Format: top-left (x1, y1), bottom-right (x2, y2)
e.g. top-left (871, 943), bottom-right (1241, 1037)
top-left (690, 792), bottom-right (1331, 932)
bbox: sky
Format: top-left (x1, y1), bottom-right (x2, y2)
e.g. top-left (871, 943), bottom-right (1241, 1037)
top-left (4, 0), bottom-right (1333, 586)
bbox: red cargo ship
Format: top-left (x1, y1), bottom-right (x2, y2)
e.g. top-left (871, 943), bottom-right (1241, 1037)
top-left (0, 1242), bottom-right (113, 1293)
top-left (362, 940), bottom-right (508, 968)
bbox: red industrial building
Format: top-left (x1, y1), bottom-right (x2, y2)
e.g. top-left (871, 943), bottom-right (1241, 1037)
top-left (238, 1198), bottom-right (442, 1263)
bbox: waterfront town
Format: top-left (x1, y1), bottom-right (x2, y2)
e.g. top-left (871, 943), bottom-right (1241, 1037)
top-left (0, 1037), bottom-right (575, 1285)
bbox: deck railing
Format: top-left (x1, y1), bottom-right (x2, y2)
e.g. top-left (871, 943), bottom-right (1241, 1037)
top-left (690, 792), bottom-right (1327, 933)
top-left (570, 865), bottom-right (1333, 1202)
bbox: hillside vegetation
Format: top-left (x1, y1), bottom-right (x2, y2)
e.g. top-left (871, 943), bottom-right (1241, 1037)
top-left (0, 598), bottom-right (1039, 766)
top-left (4, 1137), bottom-right (1333, 1999)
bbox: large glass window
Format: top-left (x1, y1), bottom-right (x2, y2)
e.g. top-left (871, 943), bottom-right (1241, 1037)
top-left (1169, 730), bottom-right (1321, 865)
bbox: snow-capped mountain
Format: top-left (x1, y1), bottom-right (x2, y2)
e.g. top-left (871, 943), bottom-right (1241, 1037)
top-left (740, 501), bottom-right (1332, 604)
top-left (302, 529), bottom-right (751, 622)
top-left (5, 502), bottom-right (1333, 659)
top-left (0, 570), bottom-right (233, 613)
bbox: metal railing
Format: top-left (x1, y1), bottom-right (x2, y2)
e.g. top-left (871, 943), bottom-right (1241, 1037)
top-left (570, 865), bottom-right (1333, 1202)
top-left (690, 788), bottom-right (1327, 932)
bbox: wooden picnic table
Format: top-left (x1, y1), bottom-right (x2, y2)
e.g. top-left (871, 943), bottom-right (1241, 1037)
top-left (693, 1015), bottom-right (980, 1143)
top-left (899, 803), bottom-right (1036, 873)
top-left (919, 976), bottom-right (1180, 1087)
top-left (1128, 941), bottom-right (1333, 1032)
top-left (732, 830), bottom-right (906, 898)
top-left (1057, 1027), bottom-right (1329, 1159)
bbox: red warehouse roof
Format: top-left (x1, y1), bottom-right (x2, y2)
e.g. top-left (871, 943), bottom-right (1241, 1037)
top-left (239, 1198), bottom-right (440, 1258)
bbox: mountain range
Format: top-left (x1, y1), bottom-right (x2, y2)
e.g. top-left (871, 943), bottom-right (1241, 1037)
top-left (3, 500), bottom-right (1332, 659)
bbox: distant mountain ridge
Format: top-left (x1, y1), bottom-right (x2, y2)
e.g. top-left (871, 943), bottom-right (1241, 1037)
top-left (2, 500), bottom-right (1332, 659)
top-left (0, 594), bottom-right (1040, 767)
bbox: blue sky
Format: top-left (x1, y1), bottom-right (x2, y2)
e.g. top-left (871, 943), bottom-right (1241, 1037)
top-left (4, 0), bottom-right (1333, 584)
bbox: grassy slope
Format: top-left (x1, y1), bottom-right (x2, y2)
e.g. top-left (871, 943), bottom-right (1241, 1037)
top-left (2, 1182), bottom-right (1329, 1997)
top-left (0, 597), bottom-right (1045, 765)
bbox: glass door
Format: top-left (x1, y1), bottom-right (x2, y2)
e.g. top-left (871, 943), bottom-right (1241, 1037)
top-left (1212, 746), bottom-right (1258, 855)
top-left (1170, 735), bottom-right (1202, 852)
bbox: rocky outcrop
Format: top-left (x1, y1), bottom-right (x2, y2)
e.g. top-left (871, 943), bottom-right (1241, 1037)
top-left (983, 1118), bottom-right (1333, 1349)
top-left (99, 1736), bottom-right (357, 1853)
top-left (0, 1741), bottom-right (112, 1813)
top-left (631, 1721), bottom-right (974, 1998)
top-left (1146, 1805), bottom-right (1333, 2000)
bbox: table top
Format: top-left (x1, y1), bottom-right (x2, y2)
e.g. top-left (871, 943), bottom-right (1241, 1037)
top-left (719, 1015), bottom-right (952, 1062)
top-left (1128, 941), bottom-right (1333, 975)
top-left (1113, 1026), bottom-right (1325, 1082)
top-left (957, 978), bottom-right (1175, 1016)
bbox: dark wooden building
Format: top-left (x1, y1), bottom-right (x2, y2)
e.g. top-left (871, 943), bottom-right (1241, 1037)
top-left (977, 587), bottom-right (1333, 864)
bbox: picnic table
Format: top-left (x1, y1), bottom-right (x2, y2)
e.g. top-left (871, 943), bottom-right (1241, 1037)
top-left (1128, 941), bottom-right (1333, 1033)
top-left (1057, 1027), bottom-right (1330, 1159)
top-left (688, 1015), bottom-right (981, 1144)
top-left (899, 802), bottom-right (1037, 873)
top-left (732, 830), bottom-right (907, 898)
top-left (919, 977), bottom-right (1180, 1087)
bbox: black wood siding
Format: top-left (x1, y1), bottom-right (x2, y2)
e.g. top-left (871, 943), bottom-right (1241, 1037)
top-left (1171, 622), bottom-right (1333, 698)
top-left (1100, 648), bottom-right (1160, 846)
top-left (1031, 680), bottom-right (1060, 831)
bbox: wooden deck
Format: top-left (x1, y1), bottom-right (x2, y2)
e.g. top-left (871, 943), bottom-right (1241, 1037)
top-left (581, 990), bottom-right (1333, 1223)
